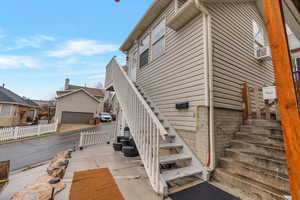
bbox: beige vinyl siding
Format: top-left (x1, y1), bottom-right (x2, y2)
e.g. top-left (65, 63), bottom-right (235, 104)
top-left (207, 2), bottom-right (274, 110)
top-left (135, 1), bottom-right (205, 131)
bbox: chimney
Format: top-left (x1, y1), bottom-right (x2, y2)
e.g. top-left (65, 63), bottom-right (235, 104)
top-left (65, 78), bottom-right (70, 90)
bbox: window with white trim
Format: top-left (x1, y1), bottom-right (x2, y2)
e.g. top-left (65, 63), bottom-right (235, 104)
top-left (252, 20), bottom-right (266, 49)
top-left (151, 18), bottom-right (166, 60)
top-left (0, 105), bottom-right (12, 116)
top-left (139, 35), bottom-right (150, 68)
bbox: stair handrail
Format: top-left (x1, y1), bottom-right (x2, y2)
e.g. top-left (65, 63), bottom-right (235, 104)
top-left (109, 57), bottom-right (169, 139)
top-left (108, 56), bottom-right (168, 194)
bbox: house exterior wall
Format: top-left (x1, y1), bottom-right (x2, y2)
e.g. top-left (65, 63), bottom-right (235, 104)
top-left (125, 1), bottom-right (275, 163)
top-left (0, 104), bottom-right (36, 127)
top-left (0, 104), bottom-right (18, 127)
top-left (208, 2), bottom-right (274, 110)
top-left (125, 0), bottom-right (207, 162)
top-left (134, 1), bottom-right (206, 132)
top-left (206, 2), bottom-right (275, 161)
top-left (55, 91), bottom-right (101, 124)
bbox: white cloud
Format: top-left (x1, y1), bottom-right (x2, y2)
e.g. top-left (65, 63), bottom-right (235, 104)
top-left (64, 69), bottom-right (105, 76)
top-left (65, 57), bottom-right (78, 65)
top-left (0, 55), bottom-right (39, 69)
top-left (15, 34), bottom-right (56, 48)
top-left (47, 40), bottom-right (118, 57)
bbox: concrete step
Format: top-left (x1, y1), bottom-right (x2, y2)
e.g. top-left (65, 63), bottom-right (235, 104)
top-left (219, 158), bottom-right (290, 193)
top-left (225, 149), bottom-right (288, 176)
top-left (213, 169), bottom-right (289, 200)
top-left (230, 140), bottom-right (286, 160)
top-left (160, 143), bottom-right (183, 150)
top-left (160, 154), bottom-right (192, 165)
top-left (235, 132), bottom-right (284, 148)
top-left (240, 125), bottom-right (272, 135)
top-left (162, 166), bottom-right (201, 182)
top-left (245, 119), bottom-right (281, 128)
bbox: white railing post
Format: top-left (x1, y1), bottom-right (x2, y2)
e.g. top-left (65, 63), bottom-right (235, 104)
top-left (79, 131), bottom-right (84, 148)
top-left (108, 57), bottom-right (167, 194)
top-left (14, 127), bottom-right (19, 140)
top-left (37, 124), bottom-right (41, 136)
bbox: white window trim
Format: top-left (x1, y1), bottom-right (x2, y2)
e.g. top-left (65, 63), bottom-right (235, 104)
top-left (150, 18), bottom-right (166, 61)
top-left (139, 34), bottom-right (150, 55)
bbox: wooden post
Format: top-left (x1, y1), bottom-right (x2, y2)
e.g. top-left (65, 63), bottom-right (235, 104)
top-left (263, 0), bottom-right (300, 199)
top-left (242, 83), bottom-right (252, 120)
top-left (254, 88), bottom-right (261, 119)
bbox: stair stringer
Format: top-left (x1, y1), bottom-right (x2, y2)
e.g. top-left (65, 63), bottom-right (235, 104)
top-left (139, 87), bottom-right (210, 182)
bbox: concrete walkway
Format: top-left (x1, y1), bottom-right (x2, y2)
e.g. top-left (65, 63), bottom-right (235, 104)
top-left (0, 163), bottom-right (48, 200)
top-left (56, 144), bottom-right (163, 200)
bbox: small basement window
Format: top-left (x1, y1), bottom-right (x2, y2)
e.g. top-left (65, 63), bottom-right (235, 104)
top-left (139, 35), bottom-right (150, 68)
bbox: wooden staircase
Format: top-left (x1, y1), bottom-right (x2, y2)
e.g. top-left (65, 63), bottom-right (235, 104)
top-left (213, 119), bottom-right (290, 200)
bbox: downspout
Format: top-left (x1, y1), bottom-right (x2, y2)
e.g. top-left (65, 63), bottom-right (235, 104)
top-left (194, 0), bottom-right (216, 173)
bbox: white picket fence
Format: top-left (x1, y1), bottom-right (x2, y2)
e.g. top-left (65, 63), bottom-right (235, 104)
top-left (0, 121), bottom-right (58, 142)
top-left (79, 130), bottom-right (112, 148)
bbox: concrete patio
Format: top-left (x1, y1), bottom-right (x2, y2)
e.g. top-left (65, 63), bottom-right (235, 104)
top-left (56, 144), bottom-right (164, 200)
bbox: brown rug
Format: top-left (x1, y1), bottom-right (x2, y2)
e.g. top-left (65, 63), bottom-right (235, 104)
top-left (70, 168), bottom-right (125, 200)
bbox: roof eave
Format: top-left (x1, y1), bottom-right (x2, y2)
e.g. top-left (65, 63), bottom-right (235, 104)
top-left (120, 0), bottom-right (173, 52)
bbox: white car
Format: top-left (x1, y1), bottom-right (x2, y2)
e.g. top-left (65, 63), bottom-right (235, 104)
top-left (100, 113), bottom-right (112, 122)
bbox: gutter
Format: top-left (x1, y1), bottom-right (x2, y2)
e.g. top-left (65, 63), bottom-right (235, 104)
top-left (194, 0), bottom-right (216, 174)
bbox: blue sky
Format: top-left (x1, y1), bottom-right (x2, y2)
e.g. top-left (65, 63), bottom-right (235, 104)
top-left (0, 0), bottom-right (152, 100)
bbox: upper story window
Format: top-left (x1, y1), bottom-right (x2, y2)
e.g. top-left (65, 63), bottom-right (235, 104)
top-left (139, 35), bottom-right (150, 68)
top-left (252, 20), bottom-right (266, 49)
top-left (151, 18), bottom-right (166, 60)
top-left (0, 105), bottom-right (12, 116)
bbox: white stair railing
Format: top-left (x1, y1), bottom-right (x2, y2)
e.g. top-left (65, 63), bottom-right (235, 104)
top-left (108, 57), bottom-right (168, 194)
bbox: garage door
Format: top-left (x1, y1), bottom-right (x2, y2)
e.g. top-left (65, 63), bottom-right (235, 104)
top-left (61, 112), bottom-right (94, 124)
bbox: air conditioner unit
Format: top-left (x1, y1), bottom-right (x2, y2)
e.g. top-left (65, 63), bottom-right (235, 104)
top-left (255, 46), bottom-right (272, 61)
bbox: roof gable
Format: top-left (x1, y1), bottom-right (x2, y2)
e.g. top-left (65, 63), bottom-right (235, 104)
top-left (56, 89), bottom-right (101, 103)
top-left (67, 85), bottom-right (104, 97)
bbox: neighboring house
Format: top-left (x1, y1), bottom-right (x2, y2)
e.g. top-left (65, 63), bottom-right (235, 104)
top-left (33, 100), bottom-right (56, 121)
top-left (0, 85), bottom-right (39, 127)
top-left (105, 0), bottom-right (298, 198)
top-left (55, 79), bottom-right (104, 124)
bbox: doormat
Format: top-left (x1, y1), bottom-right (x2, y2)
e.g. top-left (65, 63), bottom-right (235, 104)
top-left (169, 182), bottom-right (240, 200)
top-left (70, 168), bottom-right (125, 200)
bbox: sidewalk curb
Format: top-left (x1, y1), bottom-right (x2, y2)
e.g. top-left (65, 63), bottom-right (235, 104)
top-left (0, 126), bottom-right (97, 145)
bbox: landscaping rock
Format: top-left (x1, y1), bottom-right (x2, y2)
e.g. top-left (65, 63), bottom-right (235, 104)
top-left (10, 175), bottom-right (65, 200)
top-left (47, 150), bottom-right (71, 178)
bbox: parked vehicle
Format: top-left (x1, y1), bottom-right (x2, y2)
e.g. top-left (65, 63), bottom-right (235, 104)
top-left (99, 113), bottom-right (112, 122)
